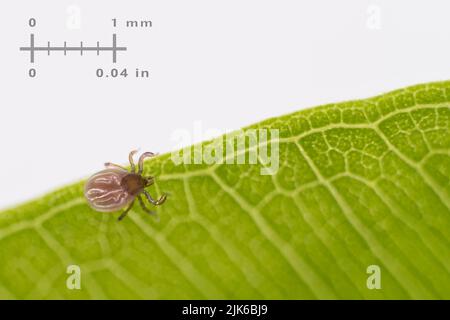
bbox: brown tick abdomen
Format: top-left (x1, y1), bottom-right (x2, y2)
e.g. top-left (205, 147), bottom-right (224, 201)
top-left (84, 168), bottom-right (133, 212)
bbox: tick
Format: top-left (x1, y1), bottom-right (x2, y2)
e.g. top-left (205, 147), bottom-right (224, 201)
top-left (84, 150), bottom-right (167, 221)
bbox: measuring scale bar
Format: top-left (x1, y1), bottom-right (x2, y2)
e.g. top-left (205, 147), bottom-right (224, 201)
top-left (20, 34), bottom-right (127, 63)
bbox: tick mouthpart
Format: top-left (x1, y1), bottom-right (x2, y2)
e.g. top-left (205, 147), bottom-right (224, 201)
top-left (144, 176), bottom-right (155, 187)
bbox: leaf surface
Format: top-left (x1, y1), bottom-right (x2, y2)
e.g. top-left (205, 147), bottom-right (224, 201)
top-left (1, 81), bottom-right (449, 299)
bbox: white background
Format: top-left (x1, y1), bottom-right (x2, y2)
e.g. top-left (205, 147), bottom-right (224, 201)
top-left (1, 0), bottom-right (450, 208)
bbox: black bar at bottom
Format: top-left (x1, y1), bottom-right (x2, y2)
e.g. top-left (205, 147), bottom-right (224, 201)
top-left (0, 300), bottom-right (446, 318)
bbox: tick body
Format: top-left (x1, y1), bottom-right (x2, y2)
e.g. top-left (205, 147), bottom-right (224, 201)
top-left (84, 150), bottom-right (167, 221)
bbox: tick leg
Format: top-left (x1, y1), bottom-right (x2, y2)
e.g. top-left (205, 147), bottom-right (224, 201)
top-left (143, 190), bottom-right (167, 206)
top-left (129, 150), bottom-right (139, 173)
top-left (118, 200), bottom-right (135, 221)
top-left (138, 152), bottom-right (157, 174)
top-left (105, 162), bottom-right (128, 171)
top-left (138, 195), bottom-right (155, 215)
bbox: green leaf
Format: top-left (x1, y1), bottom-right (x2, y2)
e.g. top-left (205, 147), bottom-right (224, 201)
top-left (1, 81), bottom-right (449, 299)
